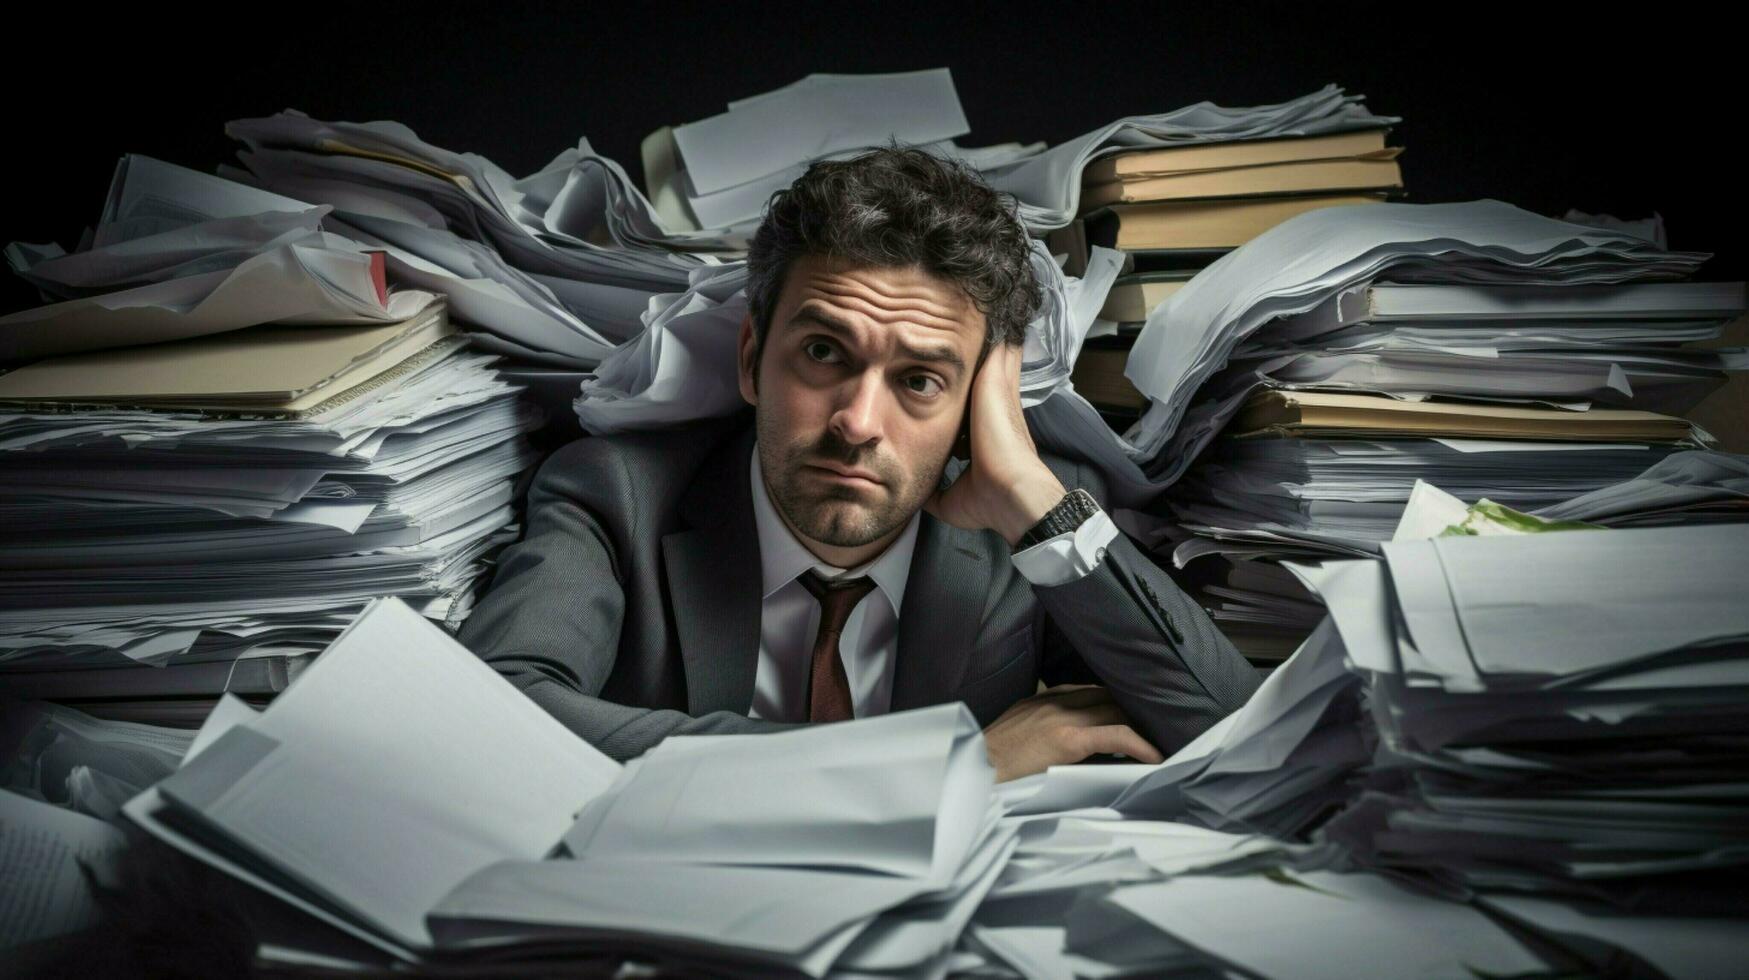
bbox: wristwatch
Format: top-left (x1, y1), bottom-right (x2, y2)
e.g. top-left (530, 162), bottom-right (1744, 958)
top-left (1014, 488), bottom-right (1101, 551)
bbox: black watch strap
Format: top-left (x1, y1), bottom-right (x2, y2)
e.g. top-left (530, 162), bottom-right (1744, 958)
top-left (1014, 488), bottom-right (1101, 551)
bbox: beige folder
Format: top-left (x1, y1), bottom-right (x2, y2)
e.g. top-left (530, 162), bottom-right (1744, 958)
top-left (0, 299), bottom-right (453, 415)
top-left (1232, 389), bottom-right (1696, 443)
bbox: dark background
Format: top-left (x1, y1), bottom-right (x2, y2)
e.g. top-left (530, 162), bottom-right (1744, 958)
top-left (4, 3), bottom-right (1739, 316)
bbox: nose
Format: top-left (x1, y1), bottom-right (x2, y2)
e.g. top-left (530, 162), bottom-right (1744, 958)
top-left (829, 368), bottom-right (886, 448)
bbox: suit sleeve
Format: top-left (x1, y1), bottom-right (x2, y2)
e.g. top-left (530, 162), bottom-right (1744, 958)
top-left (455, 441), bottom-right (796, 762)
top-left (1029, 464), bottom-right (1263, 756)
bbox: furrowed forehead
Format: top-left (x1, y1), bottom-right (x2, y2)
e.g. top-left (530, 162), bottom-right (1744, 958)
top-left (776, 255), bottom-right (984, 345)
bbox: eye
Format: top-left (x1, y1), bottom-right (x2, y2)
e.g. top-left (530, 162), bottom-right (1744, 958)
top-left (804, 339), bottom-right (841, 364)
top-left (903, 374), bottom-right (944, 398)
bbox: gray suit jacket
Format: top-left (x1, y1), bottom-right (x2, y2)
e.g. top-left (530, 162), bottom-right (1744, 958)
top-left (458, 413), bottom-right (1262, 761)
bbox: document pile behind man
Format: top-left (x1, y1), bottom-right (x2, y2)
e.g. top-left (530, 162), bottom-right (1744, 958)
top-left (0, 161), bottom-right (544, 725)
top-left (1127, 201), bottom-right (1743, 659)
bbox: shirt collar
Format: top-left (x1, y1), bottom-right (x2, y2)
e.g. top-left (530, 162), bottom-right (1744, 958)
top-left (750, 444), bottom-right (920, 613)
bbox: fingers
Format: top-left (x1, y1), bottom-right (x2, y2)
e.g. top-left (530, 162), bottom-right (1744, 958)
top-left (1073, 724), bottom-right (1165, 764)
top-left (1039, 682), bottom-right (1105, 695)
top-left (1035, 685), bottom-right (1117, 711)
top-left (1066, 701), bottom-right (1130, 729)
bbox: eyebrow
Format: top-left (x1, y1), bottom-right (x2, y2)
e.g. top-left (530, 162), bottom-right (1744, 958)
top-left (789, 308), bottom-right (967, 375)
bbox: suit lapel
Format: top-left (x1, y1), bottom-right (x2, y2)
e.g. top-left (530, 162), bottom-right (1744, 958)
top-left (662, 425), bottom-right (763, 715)
top-left (662, 432), bottom-right (996, 716)
top-left (892, 483), bottom-right (992, 711)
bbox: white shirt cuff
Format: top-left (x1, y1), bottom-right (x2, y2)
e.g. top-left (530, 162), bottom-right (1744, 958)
top-left (1010, 509), bottom-right (1121, 588)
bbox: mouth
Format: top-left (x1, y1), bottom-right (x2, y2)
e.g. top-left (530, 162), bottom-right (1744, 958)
top-left (805, 463), bottom-right (884, 490)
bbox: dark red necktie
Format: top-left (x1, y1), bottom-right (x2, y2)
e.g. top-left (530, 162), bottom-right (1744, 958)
top-left (797, 571), bottom-right (875, 723)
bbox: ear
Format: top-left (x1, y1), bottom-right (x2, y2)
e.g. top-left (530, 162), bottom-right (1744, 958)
top-left (736, 312), bottom-right (759, 407)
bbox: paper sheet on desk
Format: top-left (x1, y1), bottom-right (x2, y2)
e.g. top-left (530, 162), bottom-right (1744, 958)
top-left (0, 789), bottom-right (128, 950)
top-left (564, 703), bottom-right (993, 881)
top-left (130, 597), bottom-right (620, 951)
top-left (1080, 868), bottom-right (1545, 980)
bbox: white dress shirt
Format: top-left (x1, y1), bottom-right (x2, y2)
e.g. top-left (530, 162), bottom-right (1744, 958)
top-left (748, 446), bottom-right (1121, 721)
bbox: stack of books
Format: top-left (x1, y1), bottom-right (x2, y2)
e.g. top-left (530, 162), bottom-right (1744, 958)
top-left (1067, 129), bottom-right (1406, 428)
top-left (1080, 129), bottom-right (1404, 251)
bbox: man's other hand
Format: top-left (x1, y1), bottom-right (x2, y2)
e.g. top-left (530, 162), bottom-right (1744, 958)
top-left (981, 683), bottom-right (1165, 782)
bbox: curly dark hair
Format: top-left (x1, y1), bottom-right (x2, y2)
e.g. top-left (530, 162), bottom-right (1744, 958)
top-left (745, 145), bottom-right (1041, 363)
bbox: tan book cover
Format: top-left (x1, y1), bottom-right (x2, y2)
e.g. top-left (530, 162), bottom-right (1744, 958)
top-left (1070, 347), bottom-right (1146, 411)
top-left (0, 300), bottom-right (452, 412)
top-left (1081, 154), bottom-right (1403, 210)
top-left (1097, 194), bottom-right (1386, 251)
top-left (1233, 390), bottom-right (1695, 443)
top-left (1100, 279), bottom-right (1189, 323)
top-left (1082, 129), bottom-right (1392, 183)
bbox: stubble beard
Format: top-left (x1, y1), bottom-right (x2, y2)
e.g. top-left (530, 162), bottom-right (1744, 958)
top-left (758, 413), bottom-right (945, 549)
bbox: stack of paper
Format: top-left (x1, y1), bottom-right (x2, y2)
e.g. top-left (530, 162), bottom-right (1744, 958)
top-left (1041, 89), bottom-right (1403, 456)
top-left (1119, 204), bottom-right (1740, 657)
top-left (0, 701), bottom-right (193, 820)
top-left (964, 814), bottom-right (1295, 978)
top-left (955, 502), bottom-right (1749, 976)
top-left (430, 704), bottom-right (1009, 977)
top-left (1168, 437), bottom-right (1684, 562)
top-left (0, 788), bottom-right (130, 952)
top-left (1536, 449), bottom-right (1749, 526)
top-left (125, 597), bottom-right (623, 962)
top-left (1, 164), bottom-right (437, 362)
top-left (0, 312), bottom-right (542, 721)
top-left (125, 598), bottom-right (1011, 976)
top-left (223, 110), bottom-right (713, 283)
top-left (1030, 200), bottom-right (1717, 510)
top-left (1080, 129), bottom-right (1403, 213)
top-left (212, 115), bottom-right (697, 369)
top-left (1108, 618), bottom-right (1368, 837)
top-left (1299, 524), bottom-right (1749, 920)
top-left (1127, 202), bottom-right (1713, 490)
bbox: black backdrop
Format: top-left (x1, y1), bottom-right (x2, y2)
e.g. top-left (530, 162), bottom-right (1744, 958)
top-left (5, 3), bottom-right (1740, 317)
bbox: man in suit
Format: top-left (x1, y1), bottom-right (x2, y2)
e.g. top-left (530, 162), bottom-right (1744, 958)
top-left (458, 147), bottom-right (1261, 781)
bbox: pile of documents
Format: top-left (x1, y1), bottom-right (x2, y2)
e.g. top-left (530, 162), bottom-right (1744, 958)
top-left (1124, 203), bottom-right (1746, 657)
top-left (1537, 448), bottom-right (1749, 526)
top-left (8, 571), bottom-right (1743, 975)
top-left (1293, 522), bottom-right (1749, 960)
top-left (218, 111), bottom-right (733, 370)
top-left (1, 156), bottom-right (436, 362)
top-left (0, 299), bottom-right (541, 723)
top-left (111, 597), bottom-right (1016, 976)
top-left (1029, 199), bottom-right (1722, 509)
top-left (0, 700), bottom-right (193, 820)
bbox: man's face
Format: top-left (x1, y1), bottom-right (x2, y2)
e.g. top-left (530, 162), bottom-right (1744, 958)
top-left (738, 255), bottom-right (987, 563)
